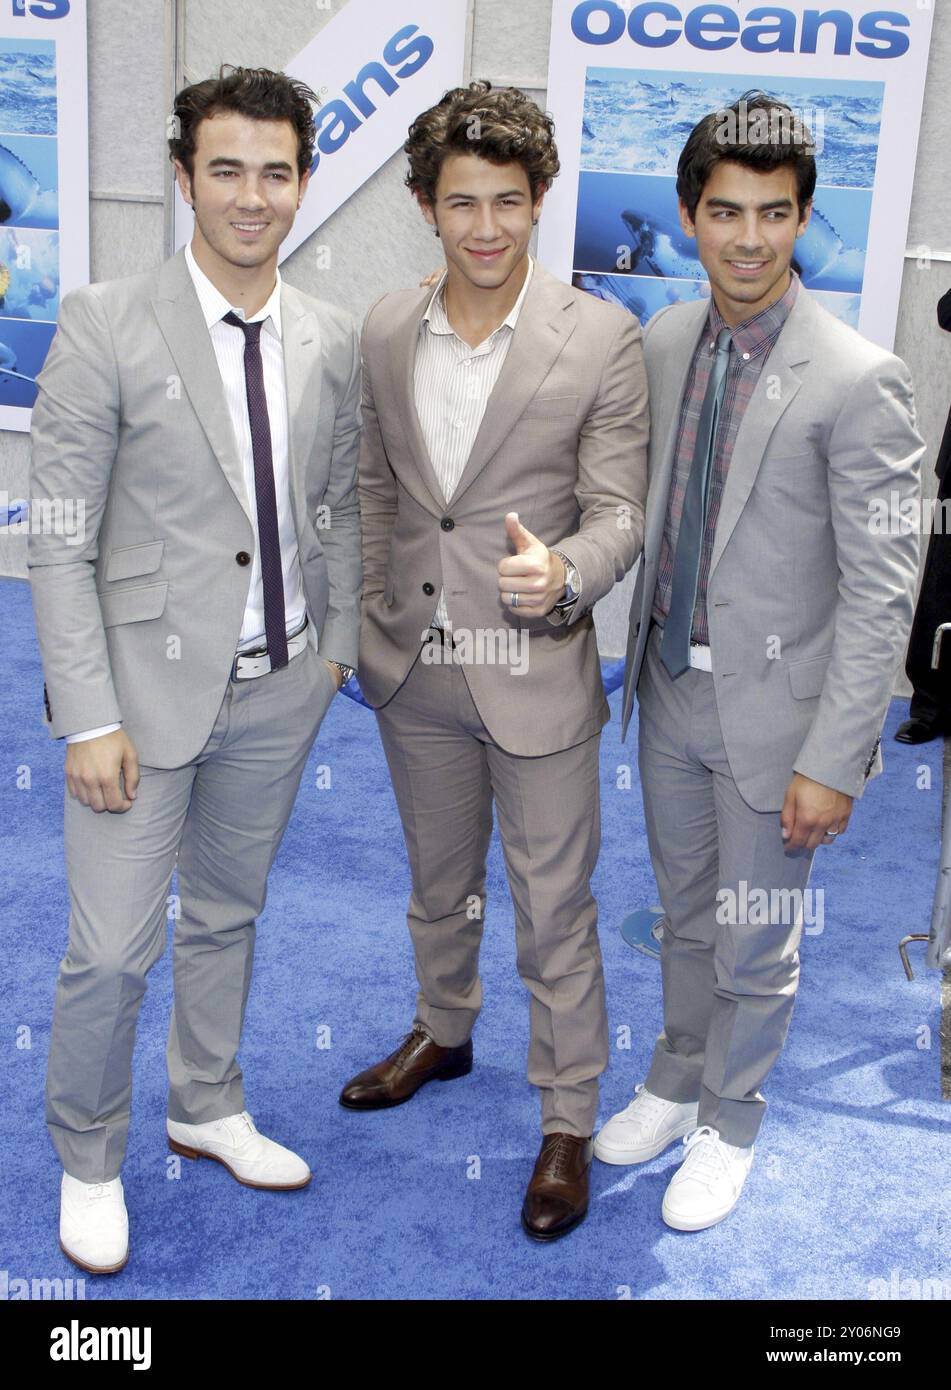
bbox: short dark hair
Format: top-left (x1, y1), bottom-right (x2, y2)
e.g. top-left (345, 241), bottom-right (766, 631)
top-left (677, 90), bottom-right (817, 221)
top-left (404, 80), bottom-right (560, 206)
top-left (168, 64), bottom-right (319, 182)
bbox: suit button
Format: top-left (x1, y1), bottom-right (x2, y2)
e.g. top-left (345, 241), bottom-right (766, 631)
top-left (422, 582), bottom-right (435, 595)
top-left (236, 551), bottom-right (251, 566)
top-left (441, 517), bottom-right (454, 531)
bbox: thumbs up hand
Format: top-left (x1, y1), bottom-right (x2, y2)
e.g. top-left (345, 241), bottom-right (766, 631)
top-left (497, 511), bottom-right (567, 617)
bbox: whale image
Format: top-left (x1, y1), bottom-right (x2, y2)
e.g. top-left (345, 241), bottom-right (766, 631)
top-left (0, 142), bottom-right (58, 228)
top-left (0, 336), bottom-right (36, 386)
top-left (618, 201), bottom-right (865, 294)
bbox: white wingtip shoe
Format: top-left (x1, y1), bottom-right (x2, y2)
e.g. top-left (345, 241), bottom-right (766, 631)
top-left (661, 1125), bottom-right (754, 1231)
top-left (594, 1084), bottom-right (700, 1165)
top-left (166, 1110), bottom-right (311, 1190)
top-left (59, 1172), bottom-right (129, 1274)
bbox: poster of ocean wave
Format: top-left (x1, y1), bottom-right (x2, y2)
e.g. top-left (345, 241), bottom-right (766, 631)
top-left (0, 11), bottom-right (85, 433)
top-left (0, 36), bottom-right (60, 418)
top-left (570, 66), bottom-right (883, 330)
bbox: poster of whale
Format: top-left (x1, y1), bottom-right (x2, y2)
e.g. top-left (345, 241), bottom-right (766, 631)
top-left (571, 68), bottom-right (881, 330)
top-left (0, 11), bottom-right (87, 434)
top-left (538, 1), bottom-right (935, 353)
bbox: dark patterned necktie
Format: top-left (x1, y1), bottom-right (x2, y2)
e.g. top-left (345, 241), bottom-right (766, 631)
top-left (222, 310), bottom-right (288, 670)
top-left (660, 326), bottom-right (732, 678)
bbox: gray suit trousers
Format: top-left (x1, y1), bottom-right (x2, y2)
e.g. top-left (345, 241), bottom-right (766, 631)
top-left (374, 645), bottom-right (608, 1137)
top-left (46, 643), bottom-right (337, 1182)
top-left (637, 624), bottom-right (816, 1146)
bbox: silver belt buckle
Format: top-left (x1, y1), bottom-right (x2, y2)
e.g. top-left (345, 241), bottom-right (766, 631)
top-left (232, 619), bottom-right (308, 681)
top-left (688, 643), bottom-right (712, 672)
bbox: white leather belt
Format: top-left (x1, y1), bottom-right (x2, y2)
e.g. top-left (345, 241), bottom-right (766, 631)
top-left (232, 621), bottom-right (309, 681)
top-left (689, 643), bottom-right (712, 672)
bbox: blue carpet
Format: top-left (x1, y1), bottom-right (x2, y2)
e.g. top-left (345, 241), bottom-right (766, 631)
top-left (1, 575), bottom-right (947, 1300)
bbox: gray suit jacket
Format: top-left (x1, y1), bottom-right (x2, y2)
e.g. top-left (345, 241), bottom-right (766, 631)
top-left (28, 249), bottom-right (362, 768)
top-left (620, 288), bottom-right (924, 811)
top-left (358, 260), bottom-right (649, 758)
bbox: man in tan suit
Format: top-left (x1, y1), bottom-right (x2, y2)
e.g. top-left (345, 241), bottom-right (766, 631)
top-left (339, 82), bottom-right (648, 1241)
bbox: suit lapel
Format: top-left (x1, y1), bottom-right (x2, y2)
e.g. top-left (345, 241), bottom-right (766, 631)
top-left (282, 285), bottom-right (321, 540)
top-left (446, 264), bottom-right (577, 507)
top-left (708, 291), bottom-right (813, 576)
top-left (644, 300), bottom-right (708, 564)
top-left (150, 250), bottom-right (254, 525)
top-left (387, 291), bottom-right (452, 513)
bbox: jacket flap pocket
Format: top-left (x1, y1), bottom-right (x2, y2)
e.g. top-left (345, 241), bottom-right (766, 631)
top-left (98, 581), bottom-right (168, 628)
top-left (787, 653), bottom-right (831, 700)
top-left (105, 540), bottom-right (165, 582)
top-left (521, 395), bottom-right (579, 420)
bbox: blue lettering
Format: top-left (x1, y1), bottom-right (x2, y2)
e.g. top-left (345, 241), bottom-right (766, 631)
top-left (28, 0), bottom-right (69, 15)
top-left (740, 7), bottom-right (797, 53)
top-left (343, 62), bottom-right (398, 119)
top-left (856, 10), bottom-right (910, 59)
top-left (315, 99), bottom-right (362, 158)
top-left (569, 1), bottom-right (912, 56)
top-left (570, 0), bottom-right (626, 45)
top-left (683, 4), bottom-right (740, 50)
top-left (800, 9), bottom-right (853, 56)
top-left (629, 3), bottom-right (681, 47)
top-left (383, 23), bottom-right (435, 77)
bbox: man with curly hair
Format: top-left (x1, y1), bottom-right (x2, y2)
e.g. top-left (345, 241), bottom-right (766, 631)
top-left (340, 82), bottom-right (649, 1241)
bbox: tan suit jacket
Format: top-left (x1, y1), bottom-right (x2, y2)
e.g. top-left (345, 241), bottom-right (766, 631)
top-left (358, 261), bottom-right (649, 757)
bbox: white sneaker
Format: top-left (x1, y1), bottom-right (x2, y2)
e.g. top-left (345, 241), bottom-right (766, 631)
top-left (60, 1172), bottom-right (129, 1274)
top-left (594, 1084), bottom-right (699, 1165)
top-left (166, 1110), bottom-right (311, 1190)
top-left (661, 1125), bottom-right (754, 1231)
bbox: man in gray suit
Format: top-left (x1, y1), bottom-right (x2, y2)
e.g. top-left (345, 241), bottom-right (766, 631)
top-left (338, 83), bottom-right (648, 1241)
top-left (28, 67), bottom-right (361, 1273)
top-left (595, 93), bottom-right (923, 1230)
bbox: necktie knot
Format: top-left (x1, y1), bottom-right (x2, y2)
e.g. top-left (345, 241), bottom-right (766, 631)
top-left (715, 326), bottom-right (732, 356)
top-left (222, 310), bottom-right (262, 345)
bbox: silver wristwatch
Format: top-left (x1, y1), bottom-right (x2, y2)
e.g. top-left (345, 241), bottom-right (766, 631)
top-left (328, 660), bottom-right (354, 685)
top-left (553, 551), bottom-right (581, 610)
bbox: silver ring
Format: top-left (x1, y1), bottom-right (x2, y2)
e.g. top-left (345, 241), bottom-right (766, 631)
top-left (826, 827), bottom-right (839, 837)
top-left (510, 591), bottom-right (519, 609)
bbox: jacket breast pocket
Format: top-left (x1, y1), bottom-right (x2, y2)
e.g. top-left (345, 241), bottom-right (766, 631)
top-left (787, 653), bottom-right (831, 700)
top-left (520, 395), bottom-right (579, 420)
top-left (98, 581), bottom-right (168, 628)
top-left (104, 540), bottom-right (165, 582)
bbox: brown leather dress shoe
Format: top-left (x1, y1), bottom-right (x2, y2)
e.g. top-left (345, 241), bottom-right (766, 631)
top-left (521, 1132), bottom-right (594, 1241)
top-left (338, 1027), bottom-right (473, 1110)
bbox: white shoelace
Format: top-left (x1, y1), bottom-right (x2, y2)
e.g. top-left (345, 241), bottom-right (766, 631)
top-left (680, 1126), bottom-right (736, 1187)
top-left (622, 1084), bottom-right (673, 1128)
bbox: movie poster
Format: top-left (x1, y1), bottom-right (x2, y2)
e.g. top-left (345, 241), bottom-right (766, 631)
top-left (539, 1), bottom-right (934, 350)
top-left (0, 0), bottom-right (88, 435)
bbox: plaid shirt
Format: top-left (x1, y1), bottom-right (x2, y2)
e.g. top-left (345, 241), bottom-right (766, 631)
top-left (652, 272), bottom-right (800, 645)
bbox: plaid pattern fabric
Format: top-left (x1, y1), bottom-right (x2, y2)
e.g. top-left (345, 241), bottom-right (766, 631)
top-left (652, 272), bottom-right (800, 645)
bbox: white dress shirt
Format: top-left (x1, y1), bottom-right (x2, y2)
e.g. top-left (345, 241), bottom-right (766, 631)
top-left (66, 242), bottom-right (306, 744)
top-left (414, 257), bottom-right (534, 631)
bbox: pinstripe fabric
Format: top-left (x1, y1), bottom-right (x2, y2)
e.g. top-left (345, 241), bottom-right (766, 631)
top-left (184, 243), bottom-right (306, 652)
top-left (651, 271), bottom-right (800, 644)
top-left (414, 257), bottom-right (535, 630)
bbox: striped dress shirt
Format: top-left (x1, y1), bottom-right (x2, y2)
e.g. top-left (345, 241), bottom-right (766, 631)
top-left (414, 256), bottom-right (535, 630)
top-left (651, 270), bottom-right (800, 646)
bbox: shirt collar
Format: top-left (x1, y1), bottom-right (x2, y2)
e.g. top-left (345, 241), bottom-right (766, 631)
top-left (707, 268), bottom-right (800, 360)
top-left (423, 255), bottom-right (535, 341)
top-left (184, 240), bottom-right (283, 340)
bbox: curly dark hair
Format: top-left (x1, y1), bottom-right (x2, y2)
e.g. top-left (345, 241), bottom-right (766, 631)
top-left (404, 81), bottom-right (560, 205)
top-left (677, 90), bottom-right (817, 221)
top-left (168, 64), bottom-right (320, 182)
